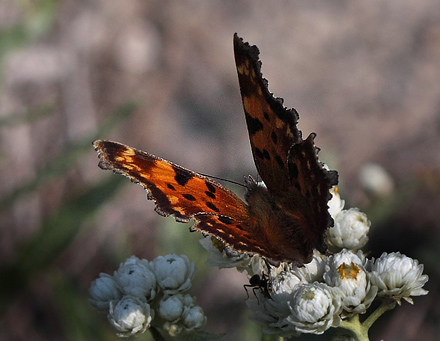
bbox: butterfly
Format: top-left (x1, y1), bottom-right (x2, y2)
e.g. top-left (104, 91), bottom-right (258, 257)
top-left (93, 34), bottom-right (338, 266)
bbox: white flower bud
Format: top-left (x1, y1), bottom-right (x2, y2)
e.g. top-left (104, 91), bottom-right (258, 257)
top-left (159, 294), bottom-right (206, 335)
top-left (89, 273), bottom-right (122, 313)
top-left (150, 254), bottom-right (195, 294)
top-left (114, 256), bottom-right (157, 301)
top-left (367, 252), bottom-right (429, 304)
top-left (326, 208), bottom-right (370, 250)
top-left (158, 295), bottom-right (184, 322)
top-left (324, 250), bottom-right (377, 316)
top-left (182, 305), bottom-right (207, 331)
top-left (107, 296), bottom-right (153, 337)
top-left (287, 283), bottom-right (342, 335)
top-left (271, 271), bottom-right (302, 296)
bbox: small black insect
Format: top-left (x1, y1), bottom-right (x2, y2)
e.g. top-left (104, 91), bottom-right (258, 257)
top-left (244, 273), bottom-right (271, 303)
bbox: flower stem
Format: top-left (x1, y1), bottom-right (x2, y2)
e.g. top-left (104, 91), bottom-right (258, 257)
top-left (338, 314), bottom-right (369, 341)
top-left (363, 299), bottom-right (396, 330)
top-left (335, 299), bottom-right (397, 341)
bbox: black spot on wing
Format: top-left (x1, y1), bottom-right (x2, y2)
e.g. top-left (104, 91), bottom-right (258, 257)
top-left (263, 112), bottom-right (270, 121)
top-left (245, 112), bottom-right (263, 136)
top-left (206, 202), bottom-right (219, 212)
top-left (173, 166), bottom-right (193, 186)
top-left (275, 154), bottom-right (284, 168)
top-left (205, 191), bottom-right (216, 199)
top-left (262, 149), bottom-right (270, 160)
top-left (167, 183), bottom-right (176, 191)
top-left (218, 216), bottom-right (233, 225)
top-left (255, 148), bottom-right (263, 160)
top-left (271, 131), bottom-right (278, 144)
top-left (183, 194), bottom-right (196, 201)
top-left (205, 181), bottom-right (216, 193)
top-left (255, 147), bottom-right (271, 161)
top-left (289, 163), bottom-right (299, 180)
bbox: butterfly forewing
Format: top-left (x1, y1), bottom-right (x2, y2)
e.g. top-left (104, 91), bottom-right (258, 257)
top-left (234, 34), bottom-right (302, 196)
top-left (93, 140), bottom-right (249, 222)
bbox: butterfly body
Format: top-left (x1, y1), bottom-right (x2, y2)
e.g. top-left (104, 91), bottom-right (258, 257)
top-left (94, 34), bottom-right (338, 266)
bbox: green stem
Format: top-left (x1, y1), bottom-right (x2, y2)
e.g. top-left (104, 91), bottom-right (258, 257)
top-left (363, 299), bottom-right (396, 330)
top-left (335, 299), bottom-right (397, 341)
top-left (338, 315), bottom-right (369, 341)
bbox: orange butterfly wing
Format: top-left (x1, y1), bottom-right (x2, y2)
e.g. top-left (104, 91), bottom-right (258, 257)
top-left (234, 34), bottom-right (302, 196)
top-left (234, 34), bottom-right (338, 261)
top-left (93, 140), bottom-right (247, 221)
top-left (93, 140), bottom-right (272, 256)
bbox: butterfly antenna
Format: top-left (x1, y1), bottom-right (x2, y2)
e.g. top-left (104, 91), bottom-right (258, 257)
top-left (198, 173), bottom-right (247, 188)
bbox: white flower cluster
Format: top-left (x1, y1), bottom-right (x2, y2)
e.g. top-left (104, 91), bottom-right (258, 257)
top-left (89, 254), bottom-right (206, 338)
top-left (200, 188), bottom-right (429, 337)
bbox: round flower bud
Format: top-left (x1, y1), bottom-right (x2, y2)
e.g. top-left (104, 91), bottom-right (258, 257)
top-left (89, 273), bottom-right (122, 313)
top-left (326, 208), bottom-right (370, 251)
top-left (367, 252), bottom-right (429, 304)
top-left (271, 271), bottom-right (302, 296)
top-left (114, 256), bottom-right (157, 302)
top-left (287, 283), bottom-right (342, 335)
top-left (150, 254), bottom-right (195, 294)
top-left (158, 295), bottom-right (184, 322)
top-left (159, 294), bottom-right (206, 336)
top-left (182, 305), bottom-right (207, 331)
top-left (107, 296), bottom-right (153, 337)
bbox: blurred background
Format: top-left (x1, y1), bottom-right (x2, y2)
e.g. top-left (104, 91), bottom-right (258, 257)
top-left (1, 0), bottom-right (439, 340)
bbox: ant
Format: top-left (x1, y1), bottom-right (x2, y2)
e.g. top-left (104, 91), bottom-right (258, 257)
top-left (244, 272), bottom-right (272, 304)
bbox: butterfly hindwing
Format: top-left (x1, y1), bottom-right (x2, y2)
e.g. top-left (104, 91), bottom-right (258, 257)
top-left (93, 140), bottom-right (248, 223)
top-left (286, 134), bottom-right (339, 253)
top-left (193, 213), bottom-right (291, 261)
